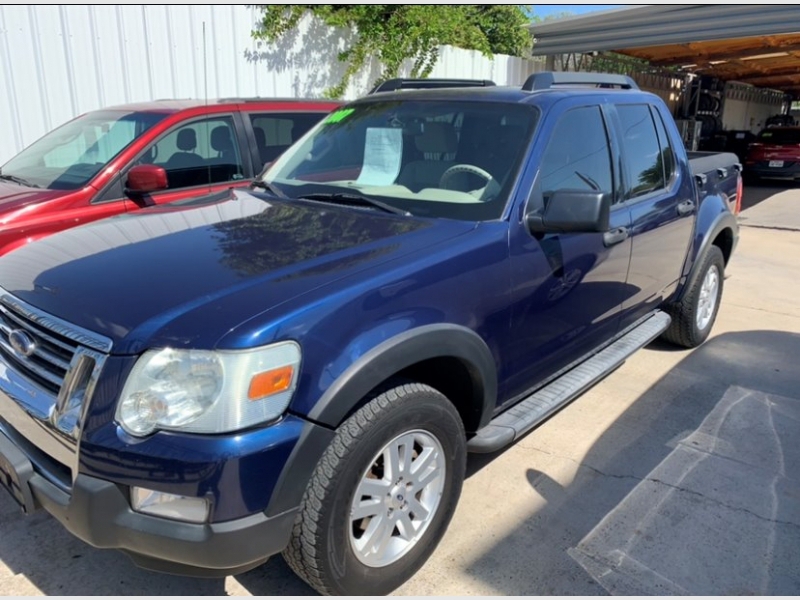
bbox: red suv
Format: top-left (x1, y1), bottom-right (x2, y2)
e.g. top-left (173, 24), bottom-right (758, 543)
top-left (744, 126), bottom-right (800, 182)
top-left (0, 99), bottom-right (340, 254)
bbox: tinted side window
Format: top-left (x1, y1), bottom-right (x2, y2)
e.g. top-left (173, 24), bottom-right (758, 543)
top-left (617, 104), bottom-right (664, 197)
top-left (138, 116), bottom-right (244, 189)
top-left (652, 107), bottom-right (676, 184)
top-left (539, 106), bottom-right (613, 198)
top-left (250, 113), bottom-right (327, 167)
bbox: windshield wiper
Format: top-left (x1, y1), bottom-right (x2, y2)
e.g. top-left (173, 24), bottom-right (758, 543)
top-left (298, 192), bottom-right (410, 216)
top-left (0, 173), bottom-right (39, 188)
top-left (250, 179), bottom-right (287, 198)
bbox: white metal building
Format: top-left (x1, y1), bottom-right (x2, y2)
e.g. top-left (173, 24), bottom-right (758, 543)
top-left (0, 5), bottom-right (542, 163)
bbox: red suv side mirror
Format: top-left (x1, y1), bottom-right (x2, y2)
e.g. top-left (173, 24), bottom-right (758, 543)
top-left (126, 164), bottom-right (168, 194)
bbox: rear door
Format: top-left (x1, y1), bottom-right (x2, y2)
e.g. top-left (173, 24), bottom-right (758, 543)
top-left (503, 102), bottom-right (633, 403)
top-left (245, 112), bottom-right (334, 173)
top-left (611, 102), bottom-right (696, 330)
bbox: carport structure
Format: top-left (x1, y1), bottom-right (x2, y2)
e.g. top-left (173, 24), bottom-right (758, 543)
top-left (529, 5), bottom-right (800, 99)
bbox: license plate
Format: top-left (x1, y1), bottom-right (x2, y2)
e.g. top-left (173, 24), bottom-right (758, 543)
top-left (0, 432), bottom-right (36, 513)
top-left (769, 160), bottom-right (784, 167)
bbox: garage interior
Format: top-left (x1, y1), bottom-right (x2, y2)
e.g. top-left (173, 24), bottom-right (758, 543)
top-left (529, 5), bottom-right (800, 157)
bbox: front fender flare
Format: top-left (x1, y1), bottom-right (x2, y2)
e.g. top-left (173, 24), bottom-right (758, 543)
top-left (306, 323), bottom-right (498, 430)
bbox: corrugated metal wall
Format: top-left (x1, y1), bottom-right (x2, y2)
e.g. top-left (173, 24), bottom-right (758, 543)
top-left (0, 5), bottom-right (542, 163)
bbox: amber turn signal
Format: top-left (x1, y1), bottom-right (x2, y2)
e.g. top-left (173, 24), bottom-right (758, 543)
top-left (248, 365), bottom-right (294, 400)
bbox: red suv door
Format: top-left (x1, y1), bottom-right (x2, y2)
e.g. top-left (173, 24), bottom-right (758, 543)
top-left (94, 113), bottom-right (252, 209)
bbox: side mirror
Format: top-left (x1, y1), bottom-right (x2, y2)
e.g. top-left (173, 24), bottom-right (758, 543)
top-left (526, 189), bottom-right (611, 234)
top-left (126, 164), bottom-right (168, 195)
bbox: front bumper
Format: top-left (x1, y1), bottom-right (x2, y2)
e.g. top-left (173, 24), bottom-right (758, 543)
top-left (0, 424), bottom-right (298, 577)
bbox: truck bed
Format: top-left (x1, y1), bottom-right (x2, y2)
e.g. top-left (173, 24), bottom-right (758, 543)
top-left (687, 151), bottom-right (740, 176)
top-left (687, 151), bottom-right (741, 213)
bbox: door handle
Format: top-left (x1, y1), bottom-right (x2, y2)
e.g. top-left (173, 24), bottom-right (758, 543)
top-left (603, 226), bottom-right (628, 247)
top-left (677, 200), bottom-right (695, 216)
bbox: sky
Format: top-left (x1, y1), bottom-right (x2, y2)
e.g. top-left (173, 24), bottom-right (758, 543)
top-left (530, 5), bottom-right (623, 19)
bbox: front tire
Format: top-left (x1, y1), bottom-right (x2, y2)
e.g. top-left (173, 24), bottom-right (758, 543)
top-left (283, 382), bottom-right (466, 595)
top-left (662, 245), bottom-right (725, 348)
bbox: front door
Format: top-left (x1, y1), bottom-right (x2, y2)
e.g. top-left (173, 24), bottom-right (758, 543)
top-left (94, 115), bottom-right (252, 210)
top-left (131, 114), bottom-right (250, 206)
top-left (502, 104), bottom-right (633, 404)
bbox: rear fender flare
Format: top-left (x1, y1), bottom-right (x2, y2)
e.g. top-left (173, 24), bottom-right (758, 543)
top-left (677, 208), bottom-right (737, 301)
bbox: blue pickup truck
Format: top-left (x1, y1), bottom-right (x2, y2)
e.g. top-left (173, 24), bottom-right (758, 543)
top-left (0, 74), bottom-right (740, 594)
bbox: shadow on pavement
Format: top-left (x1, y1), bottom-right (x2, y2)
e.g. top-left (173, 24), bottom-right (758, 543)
top-left (463, 330), bottom-right (800, 595)
top-left (0, 489), bottom-right (316, 595)
top-left (741, 180), bottom-right (798, 212)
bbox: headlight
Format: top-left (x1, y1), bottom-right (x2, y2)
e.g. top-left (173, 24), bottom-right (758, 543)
top-left (116, 341), bottom-right (301, 436)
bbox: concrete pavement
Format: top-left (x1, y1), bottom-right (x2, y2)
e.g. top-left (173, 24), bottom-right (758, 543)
top-left (739, 179), bottom-right (800, 231)
top-left (1, 182), bottom-right (799, 595)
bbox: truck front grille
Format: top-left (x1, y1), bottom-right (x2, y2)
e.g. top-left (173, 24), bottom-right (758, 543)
top-left (0, 303), bottom-right (77, 395)
top-left (0, 290), bottom-right (112, 438)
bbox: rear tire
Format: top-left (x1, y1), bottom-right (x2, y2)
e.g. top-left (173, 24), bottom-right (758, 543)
top-left (662, 245), bottom-right (725, 348)
top-left (283, 382), bottom-right (466, 595)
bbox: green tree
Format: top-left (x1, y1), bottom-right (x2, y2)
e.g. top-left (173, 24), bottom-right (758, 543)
top-left (252, 5), bottom-right (532, 98)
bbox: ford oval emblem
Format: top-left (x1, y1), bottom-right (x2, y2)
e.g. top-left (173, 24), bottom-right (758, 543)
top-left (9, 329), bottom-right (35, 358)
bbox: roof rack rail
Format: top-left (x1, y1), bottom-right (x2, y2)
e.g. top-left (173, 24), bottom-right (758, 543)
top-left (522, 72), bottom-right (639, 91)
top-left (369, 78), bottom-right (496, 94)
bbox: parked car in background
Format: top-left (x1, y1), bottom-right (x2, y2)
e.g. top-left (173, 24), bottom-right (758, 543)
top-left (0, 98), bottom-right (340, 254)
top-left (744, 126), bottom-right (800, 182)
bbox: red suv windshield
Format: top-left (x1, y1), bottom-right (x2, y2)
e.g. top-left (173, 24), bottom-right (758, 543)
top-left (1, 110), bottom-right (166, 190)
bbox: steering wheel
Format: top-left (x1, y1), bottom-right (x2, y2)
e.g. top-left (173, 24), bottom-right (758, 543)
top-left (439, 164), bottom-right (493, 189)
top-left (439, 164), bottom-right (500, 201)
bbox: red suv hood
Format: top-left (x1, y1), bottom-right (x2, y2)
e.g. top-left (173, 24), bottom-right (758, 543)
top-left (0, 181), bottom-right (68, 212)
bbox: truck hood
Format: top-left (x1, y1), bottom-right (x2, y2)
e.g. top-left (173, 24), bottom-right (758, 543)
top-left (0, 189), bottom-right (469, 354)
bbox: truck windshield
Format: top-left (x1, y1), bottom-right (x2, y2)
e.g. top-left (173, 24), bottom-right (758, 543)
top-left (261, 100), bottom-right (538, 221)
top-left (1, 110), bottom-right (166, 190)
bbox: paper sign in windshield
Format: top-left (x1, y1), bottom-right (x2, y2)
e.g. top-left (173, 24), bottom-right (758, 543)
top-left (356, 128), bottom-right (402, 186)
